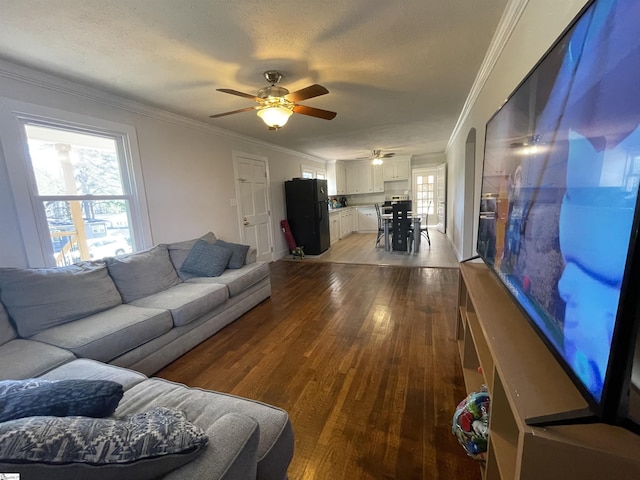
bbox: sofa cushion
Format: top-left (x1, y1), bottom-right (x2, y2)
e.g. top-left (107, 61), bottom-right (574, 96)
top-left (0, 379), bottom-right (123, 422)
top-left (215, 240), bottom-right (251, 269)
top-left (105, 245), bottom-right (181, 303)
top-left (0, 264), bottom-right (122, 338)
top-left (40, 359), bottom-right (147, 391)
top-left (167, 232), bottom-right (217, 280)
top-left (117, 377), bottom-right (294, 480)
top-left (187, 261), bottom-right (270, 297)
top-left (30, 304), bottom-right (173, 363)
top-left (0, 303), bottom-right (16, 346)
top-left (0, 339), bottom-right (75, 380)
top-left (130, 283), bottom-right (228, 327)
top-left (0, 407), bottom-right (208, 480)
top-left (162, 412), bottom-right (260, 480)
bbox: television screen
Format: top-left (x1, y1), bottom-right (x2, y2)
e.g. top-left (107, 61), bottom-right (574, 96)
top-left (477, 0), bottom-right (640, 420)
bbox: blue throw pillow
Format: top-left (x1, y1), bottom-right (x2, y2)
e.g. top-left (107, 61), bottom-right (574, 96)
top-left (0, 379), bottom-right (124, 422)
top-left (215, 240), bottom-right (250, 269)
top-left (180, 239), bottom-right (232, 277)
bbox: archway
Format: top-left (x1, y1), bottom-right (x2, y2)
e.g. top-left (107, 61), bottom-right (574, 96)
top-left (463, 128), bottom-right (476, 258)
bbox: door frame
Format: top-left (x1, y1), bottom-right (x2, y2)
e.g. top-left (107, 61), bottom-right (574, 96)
top-left (232, 151), bottom-right (274, 262)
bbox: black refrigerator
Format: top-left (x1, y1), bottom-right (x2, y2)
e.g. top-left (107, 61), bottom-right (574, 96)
top-left (284, 178), bottom-right (330, 255)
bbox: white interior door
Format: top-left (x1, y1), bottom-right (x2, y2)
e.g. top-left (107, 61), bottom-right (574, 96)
top-left (233, 152), bottom-right (273, 262)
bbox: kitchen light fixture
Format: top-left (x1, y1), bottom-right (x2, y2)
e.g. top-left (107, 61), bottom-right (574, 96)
top-left (257, 104), bottom-right (293, 128)
top-left (372, 157), bottom-right (383, 165)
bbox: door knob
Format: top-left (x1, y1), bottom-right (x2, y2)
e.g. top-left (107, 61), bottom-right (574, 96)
top-left (243, 217), bottom-right (250, 226)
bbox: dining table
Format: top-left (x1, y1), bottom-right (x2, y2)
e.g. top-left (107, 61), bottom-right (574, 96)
top-left (381, 213), bottom-right (422, 253)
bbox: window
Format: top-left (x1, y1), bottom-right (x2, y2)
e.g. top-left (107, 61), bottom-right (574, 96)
top-left (415, 174), bottom-right (435, 217)
top-left (300, 164), bottom-right (326, 179)
top-left (0, 100), bottom-right (150, 267)
top-left (23, 123), bottom-right (139, 265)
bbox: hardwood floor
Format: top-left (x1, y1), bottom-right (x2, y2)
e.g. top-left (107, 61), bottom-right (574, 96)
top-left (156, 261), bottom-right (480, 480)
top-left (283, 231), bottom-right (460, 268)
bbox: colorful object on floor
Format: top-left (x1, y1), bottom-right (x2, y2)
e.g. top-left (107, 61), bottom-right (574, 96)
top-left (452, 387), bottom-right (490, 461)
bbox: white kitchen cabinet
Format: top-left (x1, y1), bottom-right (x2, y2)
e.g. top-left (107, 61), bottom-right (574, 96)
top-left (339, 208), bottom-right (353, 238)
top-left (382, 157), bottom-right (410, 181)
top-left (345, 163), bottom-right (360, 194)
top-left (329, 211), bottom-right (340, 244)
top-left (345, 161), bottom-right (376, 194)
top-left (356, 206), bottom-right (377, 232)
top-left (372, 164), bottom-right (384, 192)
top-left (359, 164), bottom-right (374, 193)
top-left (336, 162), bottom-right (347, 195)
top-left (330, 208), bottom-right (354, 244)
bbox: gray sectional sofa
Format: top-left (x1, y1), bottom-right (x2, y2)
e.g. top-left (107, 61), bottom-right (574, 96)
top-left (0, 233), bottom-right (294, 479)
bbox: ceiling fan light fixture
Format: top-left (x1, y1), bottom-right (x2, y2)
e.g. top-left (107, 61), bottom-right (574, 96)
top-left (372, 158), bottom-right (383, 165)
top-left (257, 105), bottom-right (293, 128)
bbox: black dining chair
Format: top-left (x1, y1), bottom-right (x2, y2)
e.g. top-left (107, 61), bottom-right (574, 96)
top-left (392, 203), bottom-right (414, 252)
top-left (374, 203), bottom-right (391, 248)
top-left (420, 201), bottom-right (432, 247)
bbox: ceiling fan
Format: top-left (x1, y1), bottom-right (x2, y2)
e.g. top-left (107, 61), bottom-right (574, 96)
top-left (370, 149), bottom-right (395, 165)
top-left (209, 71), bottom-right (337, 129)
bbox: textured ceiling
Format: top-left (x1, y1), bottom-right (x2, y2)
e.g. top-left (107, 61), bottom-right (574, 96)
top-left (0, 0), bottom-right (508, 161)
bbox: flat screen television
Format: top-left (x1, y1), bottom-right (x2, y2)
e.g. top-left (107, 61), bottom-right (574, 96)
top-left (477, 0), bottom-right (640, 432)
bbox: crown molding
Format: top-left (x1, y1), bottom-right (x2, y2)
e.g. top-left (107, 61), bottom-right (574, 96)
top-left (0, 58), bottom-right (325, 163)
top-left (445, 0), bottom-right (530, 153)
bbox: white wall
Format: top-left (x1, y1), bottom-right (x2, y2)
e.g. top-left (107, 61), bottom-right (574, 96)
top-left (412, 152), bottom-right (445, 167)
top-left (445, 0), bottom-right (589, 260)
top-left (0, 61), bottom-right (325, 267)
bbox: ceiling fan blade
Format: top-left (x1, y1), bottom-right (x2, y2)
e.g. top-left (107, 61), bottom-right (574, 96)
top-left (209, 106), bottom-right (259, 118)
top-left (292, 104), bottom-right (337, 120)
top-left (383, 153), bottom-right (396, 158)
top-left (216, 88), bottom-right (261, 102)
top-left (285, 84), bottom-right (329, 103)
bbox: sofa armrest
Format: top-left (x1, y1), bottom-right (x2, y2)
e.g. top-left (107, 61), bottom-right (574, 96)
top-left (162, 412), bottom-right (259, 480)
top-left (244, 247), bottom-right (257, 265)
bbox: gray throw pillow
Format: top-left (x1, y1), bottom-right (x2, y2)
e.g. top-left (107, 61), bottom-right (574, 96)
top-left (0, 407), bottom-right (208, 480)
top-left (0, 379), bottom-right (124, 422)
top-left (180, 240), bottom-right (232, 277)
top-left (215, 240), bottom-right (250, 269)
top-left (167, 232), bottom-right (217, 253)
top-left (0, 264), bottom-right (122, 338)
top-left (105, 245), bottom-right (181, 303)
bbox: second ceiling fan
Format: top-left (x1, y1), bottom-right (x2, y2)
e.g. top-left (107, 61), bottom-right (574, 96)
top-left (366, 150), bottom-right (395, 165)
top-left (209, 71), bottom-right (337, 129)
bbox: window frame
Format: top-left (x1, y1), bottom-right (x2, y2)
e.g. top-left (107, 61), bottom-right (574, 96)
top-left (0, 98), bottom-right (152, 267)
top-left (301, 164), bottom-right (326, 179)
